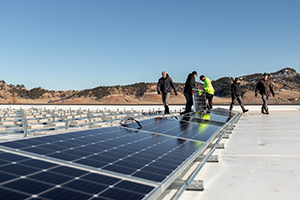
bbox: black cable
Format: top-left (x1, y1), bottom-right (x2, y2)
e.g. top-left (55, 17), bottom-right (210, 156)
top-left (119, 117), bottom-right (142, 129)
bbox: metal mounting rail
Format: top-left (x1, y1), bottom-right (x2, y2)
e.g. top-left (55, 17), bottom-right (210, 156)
top-left (170, 112), bottom-right (242, 200)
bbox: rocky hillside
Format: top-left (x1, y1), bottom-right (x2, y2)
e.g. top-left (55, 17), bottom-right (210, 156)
top-left (1, 67), bottom-right (300, 104)
top-left (211, 68), bottom-right (300, 104)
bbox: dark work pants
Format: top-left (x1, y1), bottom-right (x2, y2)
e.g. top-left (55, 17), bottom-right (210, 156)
top-left (162, 92), bottom-right (170, 114)
top-left (261, 94), bottom-right (269, 112)
top-left (184, 92), bottom-right (193, 113)
top-left (161, 92), bottom-right (170, 107)
top-left (206, 93), bottom-right (214, 110)
top-left (229, 96), bottom-right (246, 111)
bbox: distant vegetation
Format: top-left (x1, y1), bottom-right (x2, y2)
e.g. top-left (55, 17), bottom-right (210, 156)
top-left (8, 87), bottom-right (48, 99)
top-left (77, 82), bottom-right (151, 99)
top-left (212, 77), bottom-right (232, 97)
top-left (0, 67), bottom-right (299, 101)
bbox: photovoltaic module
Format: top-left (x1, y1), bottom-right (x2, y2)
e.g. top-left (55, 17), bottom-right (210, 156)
top-left (0, 108), bottom-right (237, 200)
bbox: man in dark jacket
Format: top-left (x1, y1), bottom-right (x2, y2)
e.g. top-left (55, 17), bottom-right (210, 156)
top-left (255, 73), bottom-right (275, 114)
top-left (183, 71), bottom-right (197, 113)
top-left (157, 71), bottom-right (177, 114)
top-left (229, 78), bottom-right (248, 113)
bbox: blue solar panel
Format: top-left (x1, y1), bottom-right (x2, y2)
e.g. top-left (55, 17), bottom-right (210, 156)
top-left (0, 150), bottom-right (155, 200)
top-left (122, 117), bottom-right (220, 142)
top-left (0, 108), bottom-right (238, 200)
top-left (0, 126), bottom-right (205, 183)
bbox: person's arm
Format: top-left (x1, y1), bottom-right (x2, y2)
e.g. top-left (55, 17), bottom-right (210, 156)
top-left (185, 75), bottom-right (193, 92)
top-left (157, 80), bottom-right (161, 94)
top-left (270, 81), bottom-right (275, 97)
top-left (255, 81), bottom-right (259, 97)
top-left (169, 77), bottom-right (178, 95)
top-left (231, 84), bottom-right (236, 98)
top-left (204, 79), bottom-right (211, 93)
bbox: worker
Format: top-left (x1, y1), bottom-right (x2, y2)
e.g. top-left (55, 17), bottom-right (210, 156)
top-left (230, 77), bottom-right (249, 113)
top-left (183, 71), bottom-right (197, 113)
top-left (157, 71), bottom-right (177, 114)
top-left (199, 75), bottom-right (214, 112)
top-left (255, 72), bottom-right (275, 114)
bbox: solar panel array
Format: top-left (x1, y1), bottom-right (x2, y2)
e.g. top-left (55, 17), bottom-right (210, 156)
top-left (0, 150), bottom-right (153, 200)
top-left (0, 108), bottom-right (237, 200)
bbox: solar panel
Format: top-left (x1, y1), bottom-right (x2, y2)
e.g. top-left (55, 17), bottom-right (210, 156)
top-left (0, 108), bottom-right (239, 200)
top-left (120, 117), bottom-right (219, 142)
top-left (0, 127), bottom-right (205, 183)
top-left (183, 111), bottom-right (233, 123)
top-left (0, 150), bottom-right (154, 200)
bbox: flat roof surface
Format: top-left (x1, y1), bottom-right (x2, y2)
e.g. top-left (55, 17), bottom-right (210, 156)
top-left (176, 109), bottom-right (300, 200)
top-left (1, 105), bottom-right (300, 200)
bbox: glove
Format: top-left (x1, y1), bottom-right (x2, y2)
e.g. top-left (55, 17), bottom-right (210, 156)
top-left (175, 92), bottom-right (178, 96)
top-left (157, 91), bottom-right (160, 95)
top-left (255, 93), bottom-right (258, 97)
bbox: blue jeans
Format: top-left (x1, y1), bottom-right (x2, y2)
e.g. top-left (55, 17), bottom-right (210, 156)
top-left (184, 92), bottom-right (193, 113)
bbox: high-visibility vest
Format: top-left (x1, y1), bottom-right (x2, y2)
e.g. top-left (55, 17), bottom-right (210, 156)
top-left (204, 78), bottom-right (215, 95)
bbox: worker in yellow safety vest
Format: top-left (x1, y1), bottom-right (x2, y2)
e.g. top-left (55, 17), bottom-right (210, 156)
top-left (199, 75), bottom-right (214, 112)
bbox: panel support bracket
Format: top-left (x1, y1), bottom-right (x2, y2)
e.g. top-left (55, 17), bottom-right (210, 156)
top-left (195, 155), bottom-right (218, 162)
top-left (216, 143), bottom-right (225, 149)
top-left (186, 180), bottom-right (204, 191)
top-left (222, 134), bottom-right (230, 139)
top-left (167, 180), bottom-right (204, 191)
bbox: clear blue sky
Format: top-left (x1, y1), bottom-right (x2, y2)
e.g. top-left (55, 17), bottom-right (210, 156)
top-left (1, 0), bottom-right (299, 90)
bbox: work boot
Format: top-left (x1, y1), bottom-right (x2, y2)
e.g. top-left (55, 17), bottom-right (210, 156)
top-left (243, 109), bottom-right (249, 113)
top-left (261, 108), bottom-right (265, 114)
top-left (164, 106), bottom-right (170, 115)
top-left (266, 111), bottom-right (269, 115)
top-left (166, 106), bottom-right (170, 114)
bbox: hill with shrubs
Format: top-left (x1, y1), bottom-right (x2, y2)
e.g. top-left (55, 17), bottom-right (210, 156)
top-left (0, 67), bottom-right (300, 104)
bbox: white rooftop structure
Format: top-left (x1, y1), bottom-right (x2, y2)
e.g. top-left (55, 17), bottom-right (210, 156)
top-left (1, 104), bottom-right (300, 200)
top-left (173, 107), bottom-right (300, 200)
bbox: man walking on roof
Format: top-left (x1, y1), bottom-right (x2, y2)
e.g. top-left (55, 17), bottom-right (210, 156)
top-left (200, 75), bottom-right (214, 112)
top-left (157, 71), bottom-right (177, 114)
top-left (230, 78), bottom-right (249, 113)
top-left (255, 73), bottom-right (275, 114)
top-left (183, 71), bottom-right (197, 113)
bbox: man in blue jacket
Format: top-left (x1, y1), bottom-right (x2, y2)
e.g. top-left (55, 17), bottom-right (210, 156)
top-left (157, 71), bottom-right (178, 114)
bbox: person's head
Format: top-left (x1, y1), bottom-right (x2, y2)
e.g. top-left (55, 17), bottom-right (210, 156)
top-left (263, 72), bottom-right (268, 80)
top-left (192, 71), bottom-right (197, 78)
top-left (234, 77), bottom-right (240, 83)
top-left (200, 75), bottom-right (205, 81)
top-left (162, 71), bottom-right (167, 78)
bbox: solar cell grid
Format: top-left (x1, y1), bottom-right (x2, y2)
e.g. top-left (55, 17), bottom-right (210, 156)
top-left (176, 114), bottom-right (226, 127)
top-left (122, 117), bottom-right (219, 142)
top-left (1, 126), bottom-right (205, 184)
top-left (0, 150), bottom-right (156, 200)
top-left (0, 108), bottom-right (237, 199)
top-left (132, 171), bottom-right (165, 182)
top-left (178, 109), bottom-right (234, 123)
